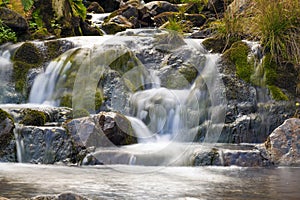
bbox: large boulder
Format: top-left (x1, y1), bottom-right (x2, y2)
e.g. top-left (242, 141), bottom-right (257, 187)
top-left (65, 112), bottom-right (137, 149)
top-left (265, 118), bottom-right (300, 166)
top-left (0, 109), bottom-right (16, 162)
top-left (0, 7), bottom-right (28, 33)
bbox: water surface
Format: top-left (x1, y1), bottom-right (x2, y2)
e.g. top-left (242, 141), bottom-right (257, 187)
top-left (0, 163), bottom-right (299, 199)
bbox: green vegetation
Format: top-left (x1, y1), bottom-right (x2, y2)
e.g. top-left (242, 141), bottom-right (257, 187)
top-left (69, 0), bottom-right (87, 20)
top-left (0, 20), bottom-right (17, 45)
top-left (20, 109), bottom-right (46, 126)
top-left (268, 85), bottom-right (289, 101)
top-left (223, 41), bottom-right (253, 83)
top-left (251, 0), bottom-right (300, 65)
top-left (72, 108), bottom-right (90, 119)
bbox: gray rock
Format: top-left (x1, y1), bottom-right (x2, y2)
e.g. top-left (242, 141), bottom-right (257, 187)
top-left (0, 7), bottom-right (28, 32)
top-left (0, 109), bottom-right (16, 162)
top-left (16, 126), bottom-right (74, 164)
top-left (31, 192), bottom-right (89, 200)
top-left (265, 118), bottom-right (300, 166)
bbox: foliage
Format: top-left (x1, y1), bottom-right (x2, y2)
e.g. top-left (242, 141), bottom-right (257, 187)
top-left (268, 85), bottom-right (289, 101)
top-left (20, 109), bottom-right (46, 126)
top-left (21, 0), bottom-right (34, 11)
top-left (72, 108), bottom-right (90, 119)
top-left (0, 20), bottom-right (17, 44)
top-left (69, 0), bottom-right (86, 20)
top-left (251, 0), bottom-right (300, 65)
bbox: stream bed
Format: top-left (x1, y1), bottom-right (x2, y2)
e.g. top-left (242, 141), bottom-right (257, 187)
top-left (0, 163), bottom-right (300, 199)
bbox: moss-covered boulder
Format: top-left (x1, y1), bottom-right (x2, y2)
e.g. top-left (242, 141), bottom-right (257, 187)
top-left (12, 42), bottom-right (43, 92)
top-left (20, 109), bottom-right (46, 126)
top-left (87, 2), bottom-right (105, 13)
top-left (0, 108), bottom-right (15, 162)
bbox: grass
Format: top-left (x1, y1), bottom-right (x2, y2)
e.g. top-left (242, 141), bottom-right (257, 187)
top-left (0, 20), bottom-right (17, 44)
top-left (251, 0), bottom-right (300, 65)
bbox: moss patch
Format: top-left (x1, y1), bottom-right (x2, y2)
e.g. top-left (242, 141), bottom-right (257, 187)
top-left (223, 41), bottom-right (253, 83)
top-left (72, 108), bottom-right (90, 119)
top-left (202, 36), bottom-right (239, 53)
top-left (20, 109), bottom-right (46, 126)
top-left (0, 109), bottom-right (13, 122)
top-left (268, 85), bottom-right (288, 101)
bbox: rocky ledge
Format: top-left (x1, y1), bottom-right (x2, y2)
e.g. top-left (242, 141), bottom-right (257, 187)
top-left (0, 105), bottom-right (300, 167)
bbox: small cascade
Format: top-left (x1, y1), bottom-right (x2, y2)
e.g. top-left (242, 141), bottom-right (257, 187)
top-left (29, 53), bottom-right (73, 105)
top-left (13, 124), bottom-right (25, 163)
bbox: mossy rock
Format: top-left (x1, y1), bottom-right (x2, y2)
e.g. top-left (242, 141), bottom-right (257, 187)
top-left (202, 36), bottom-right (239, 53)
top-left (268, 85), bottom-right (289, 101)
top-left (12, 61), bottom-right (36, 92)
top-left (13, 42), bottom-right (43, 65)
top-left (262, 54), bottom-right (277, 85)
top-left (178, 65), bottom-right (198, 83)
top-left (20, 109), bottom-right (46, 126)
top-left (223, 41), bottom-right (253, 83)
top-left (0, 109), bottom-right (14, 122)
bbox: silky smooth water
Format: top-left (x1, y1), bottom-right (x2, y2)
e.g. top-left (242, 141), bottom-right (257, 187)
top-left (0, 163), bottom-right (299, 200)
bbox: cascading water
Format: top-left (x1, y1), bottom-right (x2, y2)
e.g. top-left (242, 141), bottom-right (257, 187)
top-left (27, 29), bottom-right (226, 166)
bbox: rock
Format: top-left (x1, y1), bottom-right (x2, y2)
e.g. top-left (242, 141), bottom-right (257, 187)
top-left (16, 126), bottom-right (74, 164)
top-left (0, 7), bottom-right (28, 33)
top-left (87, 2), bottom-right (104, 13)
top-left (185, 14), bottom-right (206, 27)
top-left (0, 197), bottom-right (10, 200)
top-left (96, 0), bottom-right (121, 12)
top-left (31, 192), bottom-right (89, 200)
top-left (265, 118), bottom-right (300, 166)
top-left (102, 15), bottom-right (133, 34)
top-left (65, 112), bottom-right (137, 148)
top-left (153, 11), bottom-right (177, 27)
top-left (99, 112), bottom-right (137, 145)
top-left (193, 144), bottom-right (272, 167)
top-left (0, 109), bottom-right (16, 162)
top-left (145, 1), bottom-right (178, 16)
top-left (2, 105), bottom-right (72, 124)
top-left (80, 21), bottom-right (103, 36)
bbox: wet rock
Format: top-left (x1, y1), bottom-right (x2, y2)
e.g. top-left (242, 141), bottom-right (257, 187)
top-left (265, 118), bottom-right (300, 166)
top-left (0, 7), bottom-right (28, 33)
top-left (65, 112), bottom-right (137, 148)
top-left (80, 21), bottom-right (103, 36)
top-left (193, 144), bottom-right (272, 167)
top-left (31, 192), bottom-right (89, 200)
top-left (2, 106), bottom-right (72, 124)
top-left (102, 15), bottom-right (133, 34)
top-left (145, 1), bottom-right (178, 16)
top-left (0, 109), bottom-right (16, 162)
top-left (185, 14), bottom-right (206, 27)
top-left (87, 2), bottom-right (104, 13)
top-left (98, 112), bottom-right (137, 145)
top-left (16, 126), bottom-right (74, 164)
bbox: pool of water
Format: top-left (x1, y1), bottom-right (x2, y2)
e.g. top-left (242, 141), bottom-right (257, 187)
top-left (0, 163), bottom-right (299, 199)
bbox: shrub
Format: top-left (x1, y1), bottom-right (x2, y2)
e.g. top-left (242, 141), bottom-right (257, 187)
top-left (0, 20), bottom-right (17, 45)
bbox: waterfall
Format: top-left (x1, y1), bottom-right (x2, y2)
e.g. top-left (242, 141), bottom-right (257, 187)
top-left (29, 56), bottom-right (72, 105)
top-left (13, 124), bottom-right (25, 163)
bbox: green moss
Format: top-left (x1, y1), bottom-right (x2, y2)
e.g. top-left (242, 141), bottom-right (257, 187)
top-left (13, 61), bottom-right (36, 92)
top-left (223, 41), bottom-right (253, 83)
top-left (262, 54), bottom-right (278, 85)
top-left (268, 85), bottom-right (289, 101)
top-left (72, 108), bottom-right (90, 119)
top-left (109, 51), bottom-right (137, 75)
top-left (178, 65), bottom-right (198, 83)
top-left (0, 108), bottom-right (13, 122)
top-left (60, 94), bottom-right (72, 108)
top-left (20, 109), bottom-right (46, 126)
top-left (13, 42), bottom-right (43, 65)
